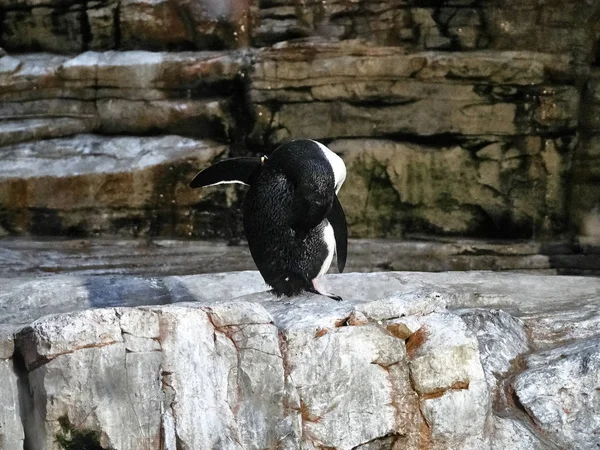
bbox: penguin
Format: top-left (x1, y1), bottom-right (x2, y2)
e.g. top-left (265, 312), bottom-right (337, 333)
top-left (189, 139), bottom-right (347, 300)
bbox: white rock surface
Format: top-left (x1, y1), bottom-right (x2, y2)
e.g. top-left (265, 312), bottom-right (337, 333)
top-left (0, 271), bottom-right (598, 450)
top-left (0, 358), bottom-right (24, 450)
top-left (513, 338), bottom-right (600, 450)
top-left (459, 309), bottom-right (529, 398)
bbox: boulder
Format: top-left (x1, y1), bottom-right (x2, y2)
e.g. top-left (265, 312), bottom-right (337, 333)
top-left (513, 338), bottom-right (600, 450)
top-left (0, 271), bottom-right (599, 449)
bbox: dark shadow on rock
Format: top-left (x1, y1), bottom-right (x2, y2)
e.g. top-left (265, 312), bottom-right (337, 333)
top-left (84, 276), bottom-right (174, 308)
top-left (540, 241), bottom-right (600, 276)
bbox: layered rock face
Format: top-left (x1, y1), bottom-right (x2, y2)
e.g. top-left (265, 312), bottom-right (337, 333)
top-left (0, 0), bottom-right (599, 239)
top-left (1, 271), bottom-right (599, 449)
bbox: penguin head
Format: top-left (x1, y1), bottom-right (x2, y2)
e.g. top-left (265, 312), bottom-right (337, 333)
top-left (268, 139), bottom-right (346, 195)
top-left (308, 140), bottom-right (346, 194)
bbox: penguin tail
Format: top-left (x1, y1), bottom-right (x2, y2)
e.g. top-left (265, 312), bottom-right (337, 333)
top-left (269, 273), bottom-right (310, 297)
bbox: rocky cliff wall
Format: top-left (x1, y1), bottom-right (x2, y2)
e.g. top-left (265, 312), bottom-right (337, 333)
top-left (1, 271), bottom-right (599, 450)
top-left (0, 0), bottom-right (599, 239)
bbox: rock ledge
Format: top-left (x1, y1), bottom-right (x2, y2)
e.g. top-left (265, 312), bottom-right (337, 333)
top-left (1, 271), bottom-right (599, 450)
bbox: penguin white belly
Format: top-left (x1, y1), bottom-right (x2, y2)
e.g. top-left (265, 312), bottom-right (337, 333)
top-left (317, 220), bottom-right (336, 278)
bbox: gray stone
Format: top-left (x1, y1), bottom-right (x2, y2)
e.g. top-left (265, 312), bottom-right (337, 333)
top-left (0, 118), bottom-right (97, 147)
top-left (488, 417), bottom-right (550, 450)
top-left (0, 271), bottom-right (599, 449)
top-left (284, 322), bottom-right (408, 449)
top-left (1, 236), bottom-right (593, 279)
top-left (353, 289), bottom-right (448, 321)
top-left (1, 6), bottom-right (85, 53)
top-left (0, 0), bottom-right (253, 52)
top-left (96, 98), bottom-right (232, 138)
top-left (58, 50), bottom-right (244, 89)
top-left (16, 308), bottom-right (123, 370)
top-left (148, 302), bottom-right (292, 450)
top-left (0, 135), bottom-right (230, 236)
top-left (0, 359), bottom-right (24, 450)
top-left (513, 338), bottom-right (600, 450)
top-left (330, 138), bottom-right (570, 237)
top-left (0, 55), bottom-right (22, 74)
top-left (0, 325), bottom-right (16, 359)
top-left (26, 343), bottom-right (162, 450)
top-left (250, 42), bottom-right (577, 146)
top-left (459, 309), bottom-right (529, 396)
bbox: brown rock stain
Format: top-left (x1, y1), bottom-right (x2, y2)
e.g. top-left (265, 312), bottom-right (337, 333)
top-left (387, 322), bottom-right (413, 340)
top-left (298, 400), bottom-right (323, 424)
top-left (405, 326), bottom-right (428, 359)
top-left (421, 380), bottom-right (470, 400)
top-left (314, 327), bottom-right (328, 338)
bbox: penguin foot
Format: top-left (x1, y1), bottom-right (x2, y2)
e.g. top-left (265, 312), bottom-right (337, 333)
top-left (308, 281), bottom-right (343, 301)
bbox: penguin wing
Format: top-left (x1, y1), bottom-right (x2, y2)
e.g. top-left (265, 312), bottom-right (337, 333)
top-left (327, 195), bottom-right (348, 273)
top-left (189, 157), bottom-right (262, 188)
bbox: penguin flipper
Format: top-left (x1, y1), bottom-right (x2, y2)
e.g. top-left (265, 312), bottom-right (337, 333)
top-left (327, 195), bottom-right (348, 273)
top-left (189, 157), bottom-right (262, 188)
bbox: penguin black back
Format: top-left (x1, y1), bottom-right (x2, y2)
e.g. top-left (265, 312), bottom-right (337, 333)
top-left (243, 141), bottom-right (337, 296)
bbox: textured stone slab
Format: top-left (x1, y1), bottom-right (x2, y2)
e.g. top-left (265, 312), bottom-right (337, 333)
top-left (0, 359), bottom-right (24, 450)
top-left (0, 118), bottom-right (97, 147)
top-left (0, 237), bottom-right (585, 278)
top-left (249, 43), bottom-right (578, 145)
top-left (96, 98), bottom-right (232, 138)
top-left (459, 309), bottom-right (529, 398)
top-left (16, 308), bottom-right (123, 370)
top-left (0, 52), bottom-right (242, 145)
top-left (251, 43), bottom-right (564, 87)
top-left (58, 50), bottom-right (245, 89)
top-left (0, 51), bottom-right (243, 99)
top-left (0, 0), bottom-right (253, 53)
top-left (513, 338), bottom-right (600, 450)
top-left (26, 343), bottom-right (163, 450)
top-left (0, 135), bottom-right (234, 236)
top-left (331, 137), bottom-right (572, 237)
top-left (0, 271), bottom-right (599, 449)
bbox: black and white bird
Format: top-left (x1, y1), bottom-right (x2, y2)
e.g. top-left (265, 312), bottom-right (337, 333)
top-left (189, 139), bottom-right (347, 300)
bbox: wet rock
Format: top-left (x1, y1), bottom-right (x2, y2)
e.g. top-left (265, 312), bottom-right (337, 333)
top-left (1, 5), bottom-right (86, 53)
top-left (0, 0), bottom-right (253, 53)
top-left (97, 98), bottom-right (232, 138)
top-left (330, 137), bottom-right (571, 238)
top-left (56, 50), bottom-right (244, 90)
top-left (484, 0), bottom-right (600, 69)
top-left (0, 51), bottom-right (243, 147)
top-left (252, 0), bottom-right (484, 50)
top-left (5, 237), bottom-right (600, 279)
top-left (0, 118), bottom-right (97, 147)
top-left (0, 135), bottom-right (233, 237)
top-left (249, 42), bottom-right (576, 146)
top-left (119, 0), bottom-right (253, 50)
top-left (570, 69), bottom-right (600, 240)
